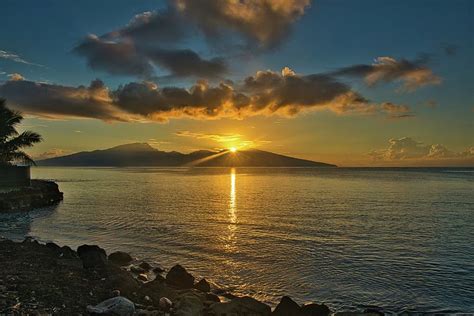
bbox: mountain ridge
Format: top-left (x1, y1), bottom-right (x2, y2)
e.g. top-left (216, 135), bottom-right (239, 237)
top-left (37, 143), bottom-right (337, 167)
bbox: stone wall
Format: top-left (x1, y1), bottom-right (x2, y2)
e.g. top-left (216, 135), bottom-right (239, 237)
top-left (0, 166), bottom-right (31, 187)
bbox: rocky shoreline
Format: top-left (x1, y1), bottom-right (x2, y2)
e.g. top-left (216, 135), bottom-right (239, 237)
top-left (0, 238), bottom-right (385, 316)
top-left (0, 180), bottom-right (63, 212)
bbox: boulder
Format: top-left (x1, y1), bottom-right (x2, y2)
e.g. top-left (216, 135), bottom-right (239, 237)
top-left (272, 296), bottom-right (301, 315)
top-left (166, 264), bottom-right (195, 289)
top-left (211, 296), bottom-right (271, 316)
top-left (86, 296), bottom-right (135, 316)
top-left (109, 251), bottom-right (133, 266)
top-left (174, 292), bottom-right (204, 316)
top-left (153, 266), bottom-right (165, 274)
top-left (159, 297), bottom-right (173, 312)
top-left (139, 261), bottom-right (152, 271)
top-left (105, 266), bottom-right (140, 298)
top-left (194, 278), bottom-right (211, 293)
top-left (205, 293), bottom-right (221, 303)
top-left (138, 274), bottom-right (149, 282)
top-left (131, 265), bottom-right (147, 274)
top-left (77, 244), bottom-right (107, 269)
top-left (300, 303), bottom-right (331, 316)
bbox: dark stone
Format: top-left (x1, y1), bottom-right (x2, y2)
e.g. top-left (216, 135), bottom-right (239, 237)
top-left (301, 303), bottom-right (331, 316)
top-left (45, 242), bottom-right (61, 253)
top-left (153, 266), bottom-right (165, 274)
top-left (106, 266), bottom-right (140, 298)
top-left (77, 244), bottom-right (107, 269)
top-left (108, 251), bottom-right (133, 266)
top-left (131, 265), bottom-right (147, 274)
top-left (205, 293), bottom-right (221, 303)
top-left (0, 180), bottom-right (63, 213)
top-left (166, 264), bottom-right (195, 289)
top-left (273, 296), bottom-right (301, 316)
top-left (139, 261), bottom-right (152, 271)
top-left (60, 246), bottom-right (77, 259)
top-left (194, 278), bottom-right (211, 292)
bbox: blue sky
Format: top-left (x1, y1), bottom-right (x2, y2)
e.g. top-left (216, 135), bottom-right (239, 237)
top-left (0, 0), bottom-right (473, 166)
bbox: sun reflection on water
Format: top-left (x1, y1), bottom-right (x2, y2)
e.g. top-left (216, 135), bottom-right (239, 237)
top-left (226, 168), bottom-right (237, 252)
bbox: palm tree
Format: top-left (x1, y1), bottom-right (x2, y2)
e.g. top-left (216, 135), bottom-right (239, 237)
top-left (0, 99), bottom-right (42, 166)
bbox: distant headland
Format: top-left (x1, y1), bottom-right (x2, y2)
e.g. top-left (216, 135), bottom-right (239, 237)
top-left (37, 143), bottom-right (336, 168)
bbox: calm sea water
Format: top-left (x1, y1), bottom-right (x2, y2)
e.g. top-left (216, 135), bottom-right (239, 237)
top-left (1, 167), bottom-right (473, 313)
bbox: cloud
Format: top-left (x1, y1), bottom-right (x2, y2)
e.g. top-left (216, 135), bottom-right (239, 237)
top-left (369, 137), bottom-right (474, 161)
top-left (33, 148), bottom-right (73, 160)
top-left (332, 56), bottom-right (441, 91)
top-left (175, 130), bottom-right (271, 149)
top-left (0, 77), bottom-right (130, 121)
top-left (74, 35), bottom-right (228, 79)
top-left (1, 67), bottom-right (410, 122)
top-left (380, 102), bottom-right (415, 119)
top-left (176, 131), bottom-right (242, 143)
top-left (8, 73), bottom-right (25, 81)
top-left (175, 0), bottom-right (311, 49)
top-left (73, 35), bottom-right (154, 78)
top-left (0, 50), bottom-right (44, 67)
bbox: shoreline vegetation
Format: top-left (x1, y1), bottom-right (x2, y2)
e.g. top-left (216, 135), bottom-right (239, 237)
top-left (0, 237), bottom-right (385, 316)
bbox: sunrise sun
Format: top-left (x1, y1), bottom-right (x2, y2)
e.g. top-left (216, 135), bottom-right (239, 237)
top-left (229, 147), bottom-right (238, 153)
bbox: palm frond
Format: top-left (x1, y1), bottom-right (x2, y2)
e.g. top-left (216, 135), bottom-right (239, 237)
top-left (5, 131), bottom-right (43, 151)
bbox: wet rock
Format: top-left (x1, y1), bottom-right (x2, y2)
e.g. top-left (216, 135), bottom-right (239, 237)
top-left (131, 265), bottom-right (147, 274)
top-left (272, 296), bottom-right (301, 315)
top-left (105, 266), bottom-right (140, 298)
top-left (60, 245), bottom-right (77, 259)
top-left (159, 297), bottom-right (173, 312)
top-left (300, 303), bottom-right (331, 316)
top-left (211, 296), bottom-right (271, 316)
top-left (141, 278), bottom-right (178, 303)
top-left (138, 274), bottom-right (149, 282)
top-left (153, 266), bottom-right (165, 274)
top-left (194, 278), bottom-right (211, 293)
top-left (175, 292), bottom-right (204, 316)
top-left (205, 293), bottom-right (221, 303)
top-left (45, 242), bottom-right (61, 254)
top-left (166, 264), bottom-right (195, 289)
top-left (109, 251), bottom-right (133, 266)
top-left (77, 244), bottom-right (107, 269)
top-left (139, 261), bottom-right (152, 271)
top-left (86, 296), bottom-right (135, 316)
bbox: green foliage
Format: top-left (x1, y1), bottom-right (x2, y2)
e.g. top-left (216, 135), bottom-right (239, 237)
top-left (0, 99), bottom-right (42, 166)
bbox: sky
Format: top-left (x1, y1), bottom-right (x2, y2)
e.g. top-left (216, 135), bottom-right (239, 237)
top-left (0, 0), bottom-right (473, 166)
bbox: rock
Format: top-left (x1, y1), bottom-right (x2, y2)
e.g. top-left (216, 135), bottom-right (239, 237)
top-left (112, 290), bottom-right (121, 297)
top-left (153, 266), bottom-right (165, 274)
top-left (106, 266), bottom-right (140, 298)
top-left (174, 292), bottom-right (203, 316)
top-left (138, 274), bottom-right (149, 282)
top-left (77, 244), bottom-right (107, 269)
top-left (141, 278), bottom-right (178, 303)
top-left (166, 264), bottom-right (195, 289)
top-left (194, 278), bottom-right (211, 293)
top-left (159, 297), bottom-right (173, 312)
top-left (109, 251), bottom-right (133, 266)
top-left (272, 296), bottom-right (301, 315)
top-left (139, 261), bottom-right (152, 271)
top-left (131, 265), bottom-right (147, 274)
top-left (211, 296), bottom-right (271, 316)
top-left (300, 303), bottom-right (331, 316)
top-left (205, 293), bottom-right (220, 303)
top-left (45, 242), bottom-right (61, 253)
top-left (60, 246), bottom-right (77, 259)
top-left (86, 296), bottom-right (135, 316)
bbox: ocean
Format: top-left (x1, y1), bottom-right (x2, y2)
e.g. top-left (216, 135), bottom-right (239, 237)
top-left (1, 167), bottom-right (473, 313)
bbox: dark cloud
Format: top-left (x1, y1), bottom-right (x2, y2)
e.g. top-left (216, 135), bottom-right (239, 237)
top-left (148, 48), bottom-right (227, 79)
top-left (74, 35), bottom-right (154, 78)
top-left (175, 0), bottom-right (311, 49)
top-left (331, 56), bottom-right (441, 91)
top-left (1, 67), bottom-right (410, 122)
top-left (0, 77), bottom-right (127, 121)
top-left (111, 8), bottom-right (189, 43)
top-left (380, 102), bottom-right (415, 119)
